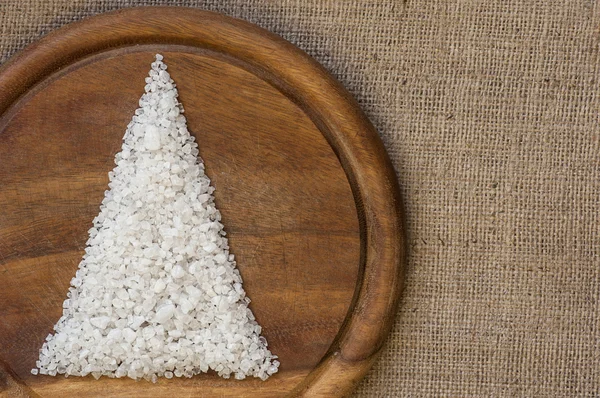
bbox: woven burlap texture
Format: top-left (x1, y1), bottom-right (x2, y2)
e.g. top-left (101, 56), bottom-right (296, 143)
top-left (2, 1), bottom-right (600, 396)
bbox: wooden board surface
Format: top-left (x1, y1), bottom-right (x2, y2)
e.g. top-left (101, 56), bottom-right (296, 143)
top-left (0, 7), bottom-right (404, 397)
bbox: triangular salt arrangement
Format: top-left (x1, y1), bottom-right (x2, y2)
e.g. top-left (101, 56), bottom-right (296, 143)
top-left (33, 54), bottom-right (279, 382)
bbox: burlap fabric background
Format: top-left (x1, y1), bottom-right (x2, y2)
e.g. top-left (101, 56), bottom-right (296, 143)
top-left (2, 1), bottom-right (599, 396)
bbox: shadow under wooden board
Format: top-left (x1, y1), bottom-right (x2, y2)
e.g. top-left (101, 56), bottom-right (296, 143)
top-left (0, 7), bottom-right (404, 398)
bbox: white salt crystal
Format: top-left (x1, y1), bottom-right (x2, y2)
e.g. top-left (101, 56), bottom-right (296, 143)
top-left (106, 329), bottom-right (122, 341)
top-left (130, 316), bottom-right (146, 330)
top-left (153, 279), bottom-right (166, 293)
top-left (122, 328), bottom-right (137, 344)
top-left (203, 242), bottom-right (217, 253)
top-left (185, 285), bottom-right (201, 298)
top-left (171, 265), bottom-right (185, 279)
top-left (112, 298), bottom-right (124, 308)
top-left (179, 297), bottom-right (193, 314)
top-left (90, 316), bottom-right (110, 329)
top-left (142, 298), bottom-right (155, 312)
top-left (154, 304), bottom-right (175, 324)
top-left (78, 349), bottom-right (90, 359)
top-left (32, 54), bottom-right (278, 382)
top-left (116, 289), bottom-right (129, 301)
top-left (144, 125), bottom-right (161, 150)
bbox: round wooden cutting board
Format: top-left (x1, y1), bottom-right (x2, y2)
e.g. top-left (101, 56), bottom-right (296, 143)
top-left (0, 7), bottom-right (404, 397)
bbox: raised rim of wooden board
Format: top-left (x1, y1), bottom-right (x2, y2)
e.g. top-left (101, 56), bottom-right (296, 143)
top-left (0, 7), bottom-right (405, 397)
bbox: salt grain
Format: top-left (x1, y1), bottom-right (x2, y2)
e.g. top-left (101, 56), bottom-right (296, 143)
top-left (122, 328), bottom-right (137, 344)
top-left (33, 54), bottom-right (278, 382)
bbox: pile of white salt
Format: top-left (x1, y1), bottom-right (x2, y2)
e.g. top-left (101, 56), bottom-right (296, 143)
top-left (32, 54), bottom-right (279, 382)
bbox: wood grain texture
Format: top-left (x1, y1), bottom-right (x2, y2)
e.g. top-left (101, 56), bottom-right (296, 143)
top-left (0, 7), bottom-right (404, 397)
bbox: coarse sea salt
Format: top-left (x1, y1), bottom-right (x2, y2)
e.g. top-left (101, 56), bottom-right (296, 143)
top-left (32, 54), bottom-right (279, 382)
